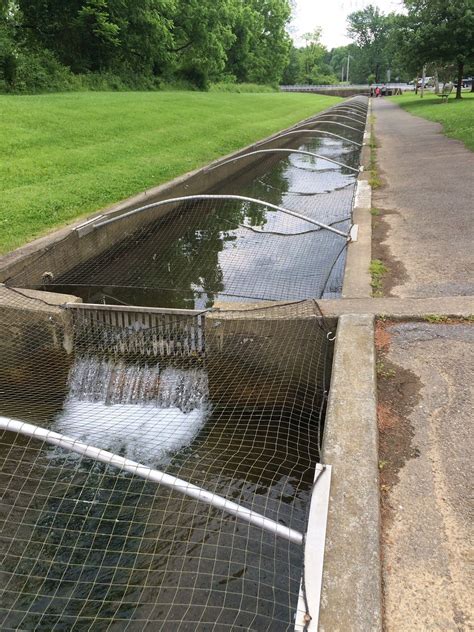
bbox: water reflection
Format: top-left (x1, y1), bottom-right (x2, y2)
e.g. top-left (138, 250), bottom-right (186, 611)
top-left (51, 135), bottom-right (359, 307)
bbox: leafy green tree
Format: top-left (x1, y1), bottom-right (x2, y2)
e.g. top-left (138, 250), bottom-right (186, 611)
top-left (19, 0), bottom-right (119, 72)
top-left (346, 4), bottom-right (392, 82)
top-left (3, 0), bottom-right (295, 90)
top-left (170, 0), bottom-right (235, 88)
top-left (283, 30), bottom-right (338, 85)
top-left (0, 11), bottom-right (16, 87)
top-left (399, 0), bottom-right (474, 98)
top-left (225, 2), bottom-right (261, 82)
top-left (245, 0), bottom-right (292, 84)
top-left (281, 45), bottom-right (300, 84)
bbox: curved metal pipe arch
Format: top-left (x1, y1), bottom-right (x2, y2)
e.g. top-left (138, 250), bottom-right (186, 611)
top-left (92, 194), bottom-right (351, 239)
top-left (271, 129), bottom-right (362, 147)
top-left (307, 113), bottom-right (366, 127)
top-left (326, 108), bottom-right (367, 122)
top-left (208, 148), bottom-right (360, 174)
top-left (293, 120), bottom-right (363, 135)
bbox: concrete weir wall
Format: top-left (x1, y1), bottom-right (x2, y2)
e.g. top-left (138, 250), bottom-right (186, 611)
top-left (0, 286), bottom-right (80, 407)
top-left (319, 315), bottom-right (381, 632)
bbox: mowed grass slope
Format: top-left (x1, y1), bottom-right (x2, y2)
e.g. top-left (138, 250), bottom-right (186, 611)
top-left (0, 91), bottom-right (341, 253)
top-left (391, 92), bottom-right (474, 151)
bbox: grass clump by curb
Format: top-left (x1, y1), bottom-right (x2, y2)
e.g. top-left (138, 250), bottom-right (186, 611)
top-left (376, 360), bottom-right (396, 379)
top-left (370, 259), bottom-right (389, 296)
top-left (424, 314), bottom-right (450, 323)
top-left (368, 115), bottom-right (382, 189)
top-left (0, 91), bottom-right (341, 254)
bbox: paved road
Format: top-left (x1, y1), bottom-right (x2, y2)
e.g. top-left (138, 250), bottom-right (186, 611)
top-left (372, 99), bottom-right (474, 298)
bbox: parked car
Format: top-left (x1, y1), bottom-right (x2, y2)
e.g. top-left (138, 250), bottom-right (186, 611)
top-left (416, 76), bottom-right (434, 88)
top-left (454, 77), bottom-right (473, 89)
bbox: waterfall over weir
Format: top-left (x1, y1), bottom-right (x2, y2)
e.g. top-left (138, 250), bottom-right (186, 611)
top-left (55, 355), bottom-right (209, 464)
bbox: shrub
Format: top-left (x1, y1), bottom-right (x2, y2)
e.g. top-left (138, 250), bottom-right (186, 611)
top-left (210, 82), bottom-right (277, 93)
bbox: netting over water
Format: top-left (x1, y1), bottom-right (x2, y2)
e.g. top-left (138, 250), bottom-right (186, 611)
top-left (0, 293), bottom-right (332, 630)
top-left (6, 98), bottom-right (367, 306)
top-left (1, 98), bottom-right (367, 630)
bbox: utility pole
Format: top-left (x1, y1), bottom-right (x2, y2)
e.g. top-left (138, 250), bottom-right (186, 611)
top-left (421, 64), bottom-right (426, 98)
top-left (346, 55), bottom-right (351, 84)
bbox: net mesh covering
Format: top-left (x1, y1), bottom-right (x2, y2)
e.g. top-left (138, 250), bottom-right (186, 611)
top-left (0, 290), bottom-right (333, 631)
top-left (1, 98), bottom-right (367, 630)
top-left (6, 98), bottom-right (368, 307)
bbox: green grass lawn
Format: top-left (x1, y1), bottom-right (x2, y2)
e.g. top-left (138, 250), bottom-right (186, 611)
top-left (0, 91), bottom-right (341, 254)
top-left (391, 91), bottom-right (474, 151)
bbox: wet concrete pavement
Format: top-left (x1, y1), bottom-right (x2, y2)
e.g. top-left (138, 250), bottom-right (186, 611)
top-left (377, 322), bottom-right (473, 632)
top-left (372, 99), bottom-right (474, 298)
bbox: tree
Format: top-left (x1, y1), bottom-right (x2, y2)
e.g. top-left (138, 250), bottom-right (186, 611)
top-left (170, 0), bottom-right (235, 88)
top-left (244, 0), bottom-right (292, 84)
top-left (283, 30), bottom-right (338, 85)
top-left (399, 0), bottom-right (474, 99)
top-left (3, 0), bottom-right (295, 90)
top-left (346, 5), bottom-right (392, 82)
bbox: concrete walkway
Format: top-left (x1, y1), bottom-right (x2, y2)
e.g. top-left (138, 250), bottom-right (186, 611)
top-left (372, 99), bottom-right (474, 298)
top-left (372, 99), bottom-right (474, 631)
top-left (377, 322), bottom-right (473, 632)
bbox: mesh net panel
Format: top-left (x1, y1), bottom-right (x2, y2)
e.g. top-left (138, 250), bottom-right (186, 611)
top-left (5, 101), bottom-right (367, 306)
top-left (1, 97), bottom-right (367, 630)
top-left (0, 292), bottom-right (332, 631)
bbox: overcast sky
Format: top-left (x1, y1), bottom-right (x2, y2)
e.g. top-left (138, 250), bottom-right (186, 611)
top-left (290, 0), bottom-right (404, 49)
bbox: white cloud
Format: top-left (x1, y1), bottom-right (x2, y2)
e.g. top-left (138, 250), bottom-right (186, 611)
top-left (290, 0), bottom-right (404, 49)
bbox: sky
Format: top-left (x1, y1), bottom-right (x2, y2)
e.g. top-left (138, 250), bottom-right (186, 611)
top-left (290, 0), bottom-right (404, 49)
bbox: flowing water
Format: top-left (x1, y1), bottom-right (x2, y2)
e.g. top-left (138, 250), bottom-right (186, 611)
top-left (1, 328), bottom-right (324, 630)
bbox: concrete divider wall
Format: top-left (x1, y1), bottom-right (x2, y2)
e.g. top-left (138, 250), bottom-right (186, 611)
top-left (319, 314), bottom-right (382, 632)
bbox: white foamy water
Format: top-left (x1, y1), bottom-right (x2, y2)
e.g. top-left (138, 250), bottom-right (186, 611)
top-left (52, 356), bottom-right (209, 464)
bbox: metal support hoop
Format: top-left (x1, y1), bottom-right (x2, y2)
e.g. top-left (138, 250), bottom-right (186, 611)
top-left (90, 194), bottom-right (350, 239)
top-left (208, 148), bottom-right (360, 173)
top-left (326, 108), bottom-right (367, 122)
top-left (334, 102), bottom-right (367, 111)
top-left (294, 120), bottom-right (363, 135)
top-left (337, 101), bottom-right (367, 111)
top-left (0, 417), bottom-right (303, 545)
top-left (332, 103), bottom-right (367, 115)
top-left (308, 114), bottom-right (366, 127)
top-left (272, 129), bottom-right (362, 147)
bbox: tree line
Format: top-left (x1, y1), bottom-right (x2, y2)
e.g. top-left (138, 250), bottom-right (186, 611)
top-left (285, 1), bottom-right (473, 100)
top-left (1, 0), bottom-right (472, 95)
top-left (0, 0), bottom-right (292, 92)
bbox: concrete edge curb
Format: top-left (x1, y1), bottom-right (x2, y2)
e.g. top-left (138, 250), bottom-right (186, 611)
top-left (319, 314), bottom-right (382, 632)
top-left (342, 98), bottom-right (373, 299)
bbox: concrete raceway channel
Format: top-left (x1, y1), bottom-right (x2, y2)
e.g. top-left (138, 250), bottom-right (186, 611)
top-left (0, 96), bottom-right (471, 631)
